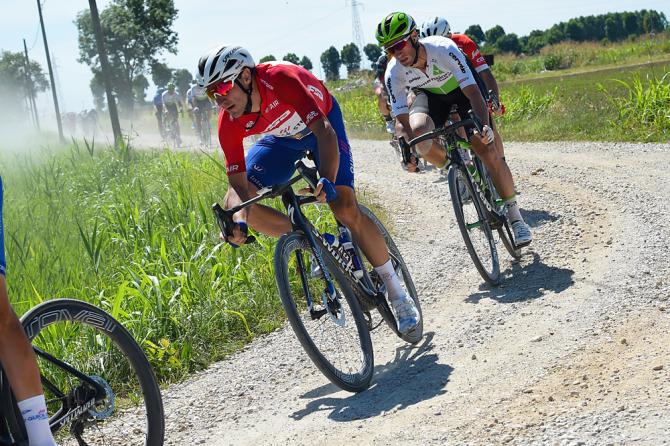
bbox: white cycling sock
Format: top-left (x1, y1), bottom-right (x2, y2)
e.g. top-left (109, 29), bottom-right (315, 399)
top-left (374, 259), bottom-right (405, 301)
top-left (504, 195), bottom-right (523, 224)
top-left (18, 394), bottom-right (57, 446)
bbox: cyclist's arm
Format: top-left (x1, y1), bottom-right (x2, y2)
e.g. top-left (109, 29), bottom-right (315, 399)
top-left (479, 68), bottom-right (500, 100)
top-left (462, 84), bottom-right (490, 127)
top-left (309, 117), bottom-right (338, 182)
top-left (226, 172), bottom-right (253, 223)
top-left (395, 113), bottom-right (413, 142)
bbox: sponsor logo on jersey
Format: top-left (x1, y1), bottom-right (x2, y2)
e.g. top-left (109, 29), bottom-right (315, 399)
top-left (386, 77), bottom-right (396, 103)
top-left (227, 165), bottom-right (240, 173)
top-left (307, 85), bottom-right (324, 102)
top-left (264, 99), bottom-right (279, 113)
top-left (252, 163), bottom-right (265, 173)
top-left (448, 52), bottom-right (467, 74)
top-left (263, 110), bottom-right (292, 132)
top-left (305, 110), bottom-right (319, 124)
top-left (260, 78), bottom-right (274, 90)
top-left (407, 76), bottom-right (421, 83)
top-left (432, 65), bottom-right (444, 76)
top-left (245, 120), bottom-right (256, 129)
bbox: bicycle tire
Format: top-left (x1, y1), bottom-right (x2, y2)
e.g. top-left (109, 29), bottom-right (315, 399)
top-left (358, 205), bottom-right (423, 344)
top-left (20, 299), bottom-right (165, 446)
top-left (274, 231), bottom-right (374, 393)
top-left (448, 164), bottom-right (500, 285)
top-left (481, 170), bottom-right (522, 261)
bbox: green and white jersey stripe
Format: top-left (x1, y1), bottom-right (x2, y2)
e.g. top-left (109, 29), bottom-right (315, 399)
top-left (385, 36), bottom-right (476, 117)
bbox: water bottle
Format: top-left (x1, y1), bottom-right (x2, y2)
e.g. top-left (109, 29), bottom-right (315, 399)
top-left (337, 226), bottom-right (364, 279)
top-left (465, 159), bottom-right (482, 188)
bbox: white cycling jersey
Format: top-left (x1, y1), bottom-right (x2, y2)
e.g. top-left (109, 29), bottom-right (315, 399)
top-left (385, 35), bottom-right (476, 117)
top-left (162, 90), bottom-right (180, 106)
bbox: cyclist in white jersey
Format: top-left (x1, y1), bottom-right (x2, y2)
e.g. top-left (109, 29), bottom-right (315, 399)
top-left (376, 12), bottom-right (531, 246)
top-left (162, 82), bottom-right (183, 145)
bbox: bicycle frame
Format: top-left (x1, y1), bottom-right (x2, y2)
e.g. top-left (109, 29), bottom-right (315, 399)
top-left (212, 160), bottom-right (401, 333)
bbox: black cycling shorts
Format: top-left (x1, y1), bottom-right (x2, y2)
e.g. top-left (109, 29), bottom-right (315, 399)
top-left (410, 88), bottom-right (476, 134)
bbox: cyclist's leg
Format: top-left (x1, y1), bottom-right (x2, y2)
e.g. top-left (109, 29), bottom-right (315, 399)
top-left (224, 136), bottom-right (302, 237)
top-left (408, 90), bottom-right (449, 167)
top-left (0, 178), bottom-right (56, 445)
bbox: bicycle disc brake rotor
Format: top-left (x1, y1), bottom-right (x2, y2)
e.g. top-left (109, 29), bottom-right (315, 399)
top-left (87, 376), bottom-right (115, 420)
top-left (322, 283), bottom-right (346, 327)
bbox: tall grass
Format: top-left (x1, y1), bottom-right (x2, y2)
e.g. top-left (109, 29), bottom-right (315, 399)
top-left (1, 141), bottom-right (338, 382)
top-left (599, 72), bottom-right (670, 141)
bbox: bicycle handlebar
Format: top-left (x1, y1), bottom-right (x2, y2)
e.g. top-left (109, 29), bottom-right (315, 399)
top-left (211, 159), bottom-right (320, 246)
top-left (398, 109), bottom-right (483, 150)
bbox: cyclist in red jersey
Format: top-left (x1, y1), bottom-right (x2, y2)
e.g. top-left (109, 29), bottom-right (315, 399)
top-left (196, 45), bottom-right (420, 334)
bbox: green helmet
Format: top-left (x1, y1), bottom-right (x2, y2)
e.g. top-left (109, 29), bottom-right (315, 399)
top-left (167, 82), bottom-right (176, 91)
top-left (375, 12), bottom-right (416, 48)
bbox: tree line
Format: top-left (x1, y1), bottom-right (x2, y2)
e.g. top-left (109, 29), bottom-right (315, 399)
top-left (463, 9), bottom-right (668, 55)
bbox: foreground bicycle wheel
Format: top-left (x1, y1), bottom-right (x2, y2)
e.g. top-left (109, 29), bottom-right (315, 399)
top-left (274, 231), bottom-right (374, 393)
top-left (358, 205), bottom-right (423, 344)
top-left (21, 299), bottom-right (164, 446)
top-left (448, 165), bottom-right (500, 285)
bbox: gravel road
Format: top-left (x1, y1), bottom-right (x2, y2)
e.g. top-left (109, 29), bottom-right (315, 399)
top-left (158, 139), bottom-right (670, 445)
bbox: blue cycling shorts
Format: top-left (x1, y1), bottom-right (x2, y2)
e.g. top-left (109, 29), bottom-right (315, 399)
top-left (0, 176), bottom-right (5, 276)
top-left (245, 96), bottom-right (355, 190)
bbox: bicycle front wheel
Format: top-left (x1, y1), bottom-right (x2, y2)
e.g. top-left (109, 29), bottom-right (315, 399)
top-left (21, 299), bottom-right (165, 446)
top-left (448, 164), bottom-right (500, 285)
top-left (274, 231), bottom-right (374, 393)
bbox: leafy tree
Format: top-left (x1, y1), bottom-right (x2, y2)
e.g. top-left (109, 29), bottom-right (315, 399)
top-left (259, 55), bottom-right (276, 63)
top-left (363, 43), bottom-right (382, 64)
top-left (523, 30), bottom-right (546, 54)
top-left (89, 72), bottom-right (106, 110)
top-left (320, 46), bottom-right (341, 81)
top-left (172, 68), bottom-right (191, 98)
top-left (484, 25), bottom-right (505, 45)
top-left (0, 50), bottom-right (49, 113)
top-left (340, 43), bottom-right (361, 75)
top-left (496, 33), bottom-right (521, 54)
top-left (75, 0), bottom-right (178, 114)
top-left (564, 19), bottom-right (585, 41)
top-left (282, 53), bottom-right (300, 65)
top-left (299, 56), bottom-right (313, 71)
top-left (544, 24), bottom-right (565, 44)
top-left (604, 15), bottom-right (624, 41)
top-left (132, 73), bottom-right (149, 102)
top-left (150, 62), bottom-right (172, 87)
top-left (464, 24), bottom-right (485, 45)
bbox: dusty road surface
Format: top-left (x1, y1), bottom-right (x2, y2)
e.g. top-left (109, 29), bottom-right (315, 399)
top-left (158, 139), bottom-right (670, 445)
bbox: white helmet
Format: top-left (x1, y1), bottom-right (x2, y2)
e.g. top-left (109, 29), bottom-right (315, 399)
top-left (196, 45), bottom-right (255, 88)
top-left (420, 17), bottom-right (451, 38)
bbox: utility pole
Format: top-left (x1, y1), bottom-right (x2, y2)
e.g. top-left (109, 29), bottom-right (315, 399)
top-left (36, 0), bottom-right (64, 142)
top-left (88, 0), bottom-right (123, 146)
top-left (348, 0), bottom-right (366, 68)
top-left (22, 38), bottom-right (40, 130)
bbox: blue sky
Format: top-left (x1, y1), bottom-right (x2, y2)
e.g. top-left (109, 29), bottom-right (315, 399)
top-left (1, 0), bottom-right (668, 113)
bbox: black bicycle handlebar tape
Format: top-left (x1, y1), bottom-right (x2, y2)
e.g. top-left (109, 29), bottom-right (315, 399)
top-left (211, 202), bottom-right (256, 245)
top-left (397, 137), bottom-right (412, 164)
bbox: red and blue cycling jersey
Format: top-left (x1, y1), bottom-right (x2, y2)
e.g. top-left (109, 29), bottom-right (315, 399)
top-left (217, 61), bottom-right (333, 175)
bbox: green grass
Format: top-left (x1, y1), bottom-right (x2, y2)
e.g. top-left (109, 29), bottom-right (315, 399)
top-left (0, 140), bottom-right (343, 383)
top-left (497, 62), bottom-right (670, 141)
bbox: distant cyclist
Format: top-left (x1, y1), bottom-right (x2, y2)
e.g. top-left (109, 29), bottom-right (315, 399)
top-left (162, 82), bottom-right (183, 145)
top-left (0, 177), bottom-right (58, 446)
top-left (187, 80), bottom-right (213, 138)
top-left (153, 86), bottom-right (166, 139)
top-left (373, 54), bottom-right (394, 134)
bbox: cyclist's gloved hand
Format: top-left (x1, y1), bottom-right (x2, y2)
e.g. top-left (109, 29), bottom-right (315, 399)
top-left (224, 221), bottom-right (248, 248)
top-left (480, 125), bottom-right (495, 145)
top-left (314, 178), bottom-right (338, 203)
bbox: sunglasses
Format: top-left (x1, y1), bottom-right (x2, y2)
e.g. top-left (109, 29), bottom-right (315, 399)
top-left (385, 35), bottom-right (412, 54)
top-left (206, 80), bottom-right (235, 101)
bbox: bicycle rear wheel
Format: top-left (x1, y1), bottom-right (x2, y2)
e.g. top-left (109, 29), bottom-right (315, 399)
top-left (358, 205), bottom-right (423, 344)
top-left (448, 164), bottom-right (500, 285)
top-left (21, 299), bottom-right (164, 446)
top-left (274, 231), bottom-right (374, 393)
